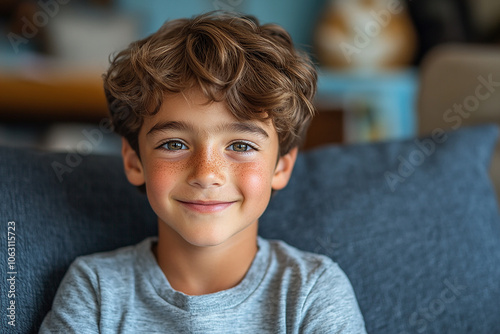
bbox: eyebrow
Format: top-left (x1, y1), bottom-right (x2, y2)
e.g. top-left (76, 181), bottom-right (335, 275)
top-left (147, 121), bottom-right (191, 136)
top-left (146, 121), bottom-right (269, 139)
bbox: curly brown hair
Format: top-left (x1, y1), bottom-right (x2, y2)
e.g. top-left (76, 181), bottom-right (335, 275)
top-left (103, 11), bottom-right (317, 156)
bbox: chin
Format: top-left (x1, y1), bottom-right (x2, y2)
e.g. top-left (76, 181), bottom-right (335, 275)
top-left (180, 223), bottom-right (255, 249)
top-left (182, 233), bottom-right (231, 248)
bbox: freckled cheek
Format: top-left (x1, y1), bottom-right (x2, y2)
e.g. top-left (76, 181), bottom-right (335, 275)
top-left (233, 162), bottom-right (273, 199)
top-left (144, 160), bottom-right (187, 197)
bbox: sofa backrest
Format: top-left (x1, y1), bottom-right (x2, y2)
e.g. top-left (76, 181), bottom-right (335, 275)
top-left (418, 44), bottom-right (500, 206)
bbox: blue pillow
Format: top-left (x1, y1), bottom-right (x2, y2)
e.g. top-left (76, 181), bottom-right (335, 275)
top-left (0, 148), bottom-right (156, 333)
top-left (0, 124), bottom-right (499, 333)
top-left (260, 124), bottom-right (500, 333)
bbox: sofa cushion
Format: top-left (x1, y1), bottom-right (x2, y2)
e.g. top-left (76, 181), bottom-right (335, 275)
top-left (260, 124), bottom-right (500, 333)
top-left (0, 147), bottom-right (157, 333)
top-left (0, 124), bottom-right (499, 333)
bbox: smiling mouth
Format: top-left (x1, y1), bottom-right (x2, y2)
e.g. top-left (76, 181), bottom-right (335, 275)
top-left (177, 200), bottom-right (236, 214)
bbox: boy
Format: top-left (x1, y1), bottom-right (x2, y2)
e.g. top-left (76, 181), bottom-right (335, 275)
top-left (39, 12), bottom-right (366, 333)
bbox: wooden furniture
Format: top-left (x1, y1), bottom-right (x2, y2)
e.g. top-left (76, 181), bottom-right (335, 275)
top-left (303, 108), bottom-right (344, 149)
top-left (0, 66), bottom-right (108, 122)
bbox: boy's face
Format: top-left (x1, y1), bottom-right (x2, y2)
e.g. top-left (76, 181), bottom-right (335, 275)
top-left (122, 88), bottom-right (297, 248)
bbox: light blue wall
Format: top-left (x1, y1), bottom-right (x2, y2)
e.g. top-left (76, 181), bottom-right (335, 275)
top-left (116, 0), bottom-right (327, 50)
top-left (117, 0), bottom-right (215, 35)
top-left (244, 0), bottom-right (325, 50)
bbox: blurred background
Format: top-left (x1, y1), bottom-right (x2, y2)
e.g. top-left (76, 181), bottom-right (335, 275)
top-left (1, 0), bottom-right (500, 154)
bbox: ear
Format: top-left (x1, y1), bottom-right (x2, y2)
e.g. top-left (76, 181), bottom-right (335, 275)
top-left (121, 137), bottom-right (145, 186)
top-left (271, 147), bottom-right (298, 191)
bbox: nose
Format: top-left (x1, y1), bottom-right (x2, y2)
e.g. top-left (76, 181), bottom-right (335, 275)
top-left (187, 146), bottom-right (226, 189)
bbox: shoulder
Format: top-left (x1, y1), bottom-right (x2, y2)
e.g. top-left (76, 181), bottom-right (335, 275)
top-left (260, 237), bottom-right (354, 300)
top-left (68, 237), bottom-right (156, 278)
top-left (260, 238), bottom-right (367, 332)
top-left (39, 238), bottom-right (158, 333)
top-left (263, 238), bottom-right (342, 282)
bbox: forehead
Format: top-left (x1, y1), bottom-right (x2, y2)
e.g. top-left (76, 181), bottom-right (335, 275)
top-left (141, 89), bottom-right (277, 138)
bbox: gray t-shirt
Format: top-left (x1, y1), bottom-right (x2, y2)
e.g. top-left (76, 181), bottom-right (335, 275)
top-left (39, 237), bottom-right (366, 333)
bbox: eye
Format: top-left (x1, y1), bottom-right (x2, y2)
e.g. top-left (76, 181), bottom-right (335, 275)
top-left (228, 142), bottom-right (254, 152)
top-left (161, 140), bottom-right (187, 151)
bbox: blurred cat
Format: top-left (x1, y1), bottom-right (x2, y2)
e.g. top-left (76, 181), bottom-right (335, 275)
top-left (314, 0), bottom-right (418, 69)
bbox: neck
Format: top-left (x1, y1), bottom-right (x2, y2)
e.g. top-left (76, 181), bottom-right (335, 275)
top-left (154, 220), bottom-right (258, 296)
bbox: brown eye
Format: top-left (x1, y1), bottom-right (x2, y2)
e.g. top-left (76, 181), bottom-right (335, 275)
top-left (163, 141), bottom-right (186, 150)
top-left (230, 142), bottom-right (251, 152)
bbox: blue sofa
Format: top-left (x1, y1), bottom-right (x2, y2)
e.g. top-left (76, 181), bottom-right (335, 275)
top-left (1, 124), bottom-right (499, 333)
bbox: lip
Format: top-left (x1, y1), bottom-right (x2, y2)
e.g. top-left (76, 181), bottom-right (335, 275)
top-left (177, 200), bottom-right (235, 214)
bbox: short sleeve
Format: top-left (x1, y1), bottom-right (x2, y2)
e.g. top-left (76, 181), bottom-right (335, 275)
top-left (38, 258), bottom-right (100, 333)
top-left (299, 262), bottom-right (366, 334)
